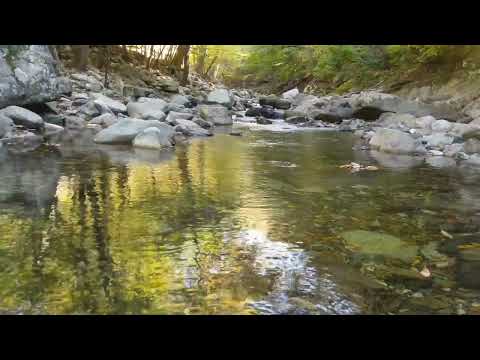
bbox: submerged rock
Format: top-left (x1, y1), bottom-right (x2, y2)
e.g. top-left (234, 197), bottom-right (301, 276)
top-left (342, 230), bottom-right (419, 262)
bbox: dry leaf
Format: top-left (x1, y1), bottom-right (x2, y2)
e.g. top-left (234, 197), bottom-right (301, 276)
top-left (420, 267), bottom-right (431, 278)
top-left (441, 230), bottom-right (453, 239)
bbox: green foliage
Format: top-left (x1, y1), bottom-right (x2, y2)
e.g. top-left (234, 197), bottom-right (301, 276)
top-left (227, 45), bottom-right (479, 93)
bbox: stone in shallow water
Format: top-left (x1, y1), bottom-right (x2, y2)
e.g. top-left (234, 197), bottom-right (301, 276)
top-left (341, 230), bottom-right (419, 262)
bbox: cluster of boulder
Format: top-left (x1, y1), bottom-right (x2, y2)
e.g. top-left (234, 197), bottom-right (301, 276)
top-left (238, 87), bottom-right (480, 167)
top-left (0, 45), bottom-right (256, 154)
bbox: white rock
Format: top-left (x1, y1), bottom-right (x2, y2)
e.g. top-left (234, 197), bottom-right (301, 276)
top-left (132, 125), bottom-right (175, 149)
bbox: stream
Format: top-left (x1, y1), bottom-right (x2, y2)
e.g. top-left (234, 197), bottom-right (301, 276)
top-left (1, 123), bottom-right (480, 314)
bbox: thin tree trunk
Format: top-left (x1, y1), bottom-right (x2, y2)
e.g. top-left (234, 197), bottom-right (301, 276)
top-left (181, 45), bottom-right (191, 86)
top-left (72, 45), bottom-right (90, 71)
top-left (104, 46), bottom-right (111, 88)
top-left (204, 55), bottom-right (218, 77)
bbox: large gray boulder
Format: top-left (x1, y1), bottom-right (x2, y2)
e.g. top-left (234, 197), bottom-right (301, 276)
top-left (0, 105), bottom-right (44, 130)
top-left (369, 128), bottom-right (426, 154)
top-left (94, 118), bottom-right (165, 144)
top-left (127, 98), bottom-right (168, 120)
top-left (0, 45), bottom-right (71, 108)
top-left (199, 104), bottom-right (232, 125)
top-left (0, 114), bottom-right (15, 138)
top-left (91, 93), bottom-right (127, 113)
top-left (295, 96), bottom-right (354, 123)
top-left (206, 89), bottom-right (233, 108)
top-left (349, 91), bottom-right (463, 121)
top-left (132, 125), bottom-right (175, 149)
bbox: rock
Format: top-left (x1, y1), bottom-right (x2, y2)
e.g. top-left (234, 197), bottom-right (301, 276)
top-left (89, 113), bottom-right (118, 128)
top-left (123, 85), bottom-right (155, 99)
top-left (469, 118), bottom-right (480, 127)
top-left (174, 119), bottom-right (212, 137)
top-left (0, 106), bottom-right (44, 130)
top-left (349, 91), bottom-right (463, 121)
top-left (166, 111), bottom-right (194, 124)
top-left (415, 115), bottom-right (436, 129)
top-left (90, 93), bottom-right (126, 113)
top-left (373, 264), bottom-right (432, 288)
top-left (193, 117), bottom-right (213, 129)
top-left (198, 104), bottom-right (232, 125)
top-left (77, 101), bottom-right (101, 119)
top-left (369, 128), bottom-right (426, 155)
top-left (86, 123), bottom-right (103, 134)
top-left (127, 98), bottom-right (168, 120)
top-left (448, 123), bottom-right (478, 138)
top-left (93, 100), bottom-right (114, 115)
top-left (431, 119), bottom-right (452, 133)
top-left (44, 123), bottom-right (64, 136)
top-left (284, 110), bottom-right (307, 118)
top-left (165, 103), bottom-right (189, 114)
top-left (229, 131), bottom-right (242, 136)
top-left (157, 78), bottom-right (179, 93)
top-left (206, 88), bottom-right (233, 108)
top-left (458, 248), bottom-right (480, 289)
top-left (285, 115), bottom-right (309, 124)
top-left (64, 116), bottom-right (86, 131)
top-left (426, 156), bottom-right (456, 168)
top-left (0, 131), bottom-right (43, 153)
top-left (338, 119), bottom-right (367, 131)
top-left (342, 230), bottom-right (418, 262)
top-left (464, 154), bottom-right (480, 166)
top-left (422, 133), bottom-right (454, 149)
top-left (464, 138), bottom-right (480, 154)
top-left (444, 143), bottom-right (465, 157)
top-left (132, 125), bottom-right (175, 150)
top-left (170, 94), bottom-right (190, 107)
top-left (456, 152), bottom-right (470, 161)
top-left (43, 113), bottom-right (65, 127)
top-left (0, 45), bottom-right (71, 108)
top-left (257, 117), bottom-right (273, 125)
top-left (305, 97), bottom-right (354, 123)
top-left (0, 115), bottom-right (15, 138)
top-left (259, 95), bottom-right (291, 110)
top-left (282, 88), bottom-right (299, 101)
top-left (94, 118), bottom-right (167, 144)
top-left (428, 150), bottom-right (444, 156)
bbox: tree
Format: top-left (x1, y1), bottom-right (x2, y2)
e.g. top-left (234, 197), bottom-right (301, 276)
top-left (72, 45), bottom-right (90, 71)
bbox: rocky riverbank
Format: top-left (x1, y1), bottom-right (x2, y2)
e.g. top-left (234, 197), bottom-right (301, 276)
top-left (2, 45), bottom-right (480, 171)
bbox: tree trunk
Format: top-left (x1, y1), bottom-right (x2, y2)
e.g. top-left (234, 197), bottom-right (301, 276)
top-left (204, 55), bottom-right (218, 77)
top-left (181, 45), bottom-right (191, 86)
top-left (104, 46), bottom-right (111, 88)
top-left (72, 45), bottom-right (90, 71)
top-left (121, 45), bottom-right (130, 61)
top-left (194, 45), bottom-right (207, 74)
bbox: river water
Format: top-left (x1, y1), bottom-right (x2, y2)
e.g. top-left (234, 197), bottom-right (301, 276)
top-left (1, 124), bottom-right (480, 314)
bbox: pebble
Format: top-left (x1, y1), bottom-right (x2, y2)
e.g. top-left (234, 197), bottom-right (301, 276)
top-left (412, 292), bottom-right (424, 298)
